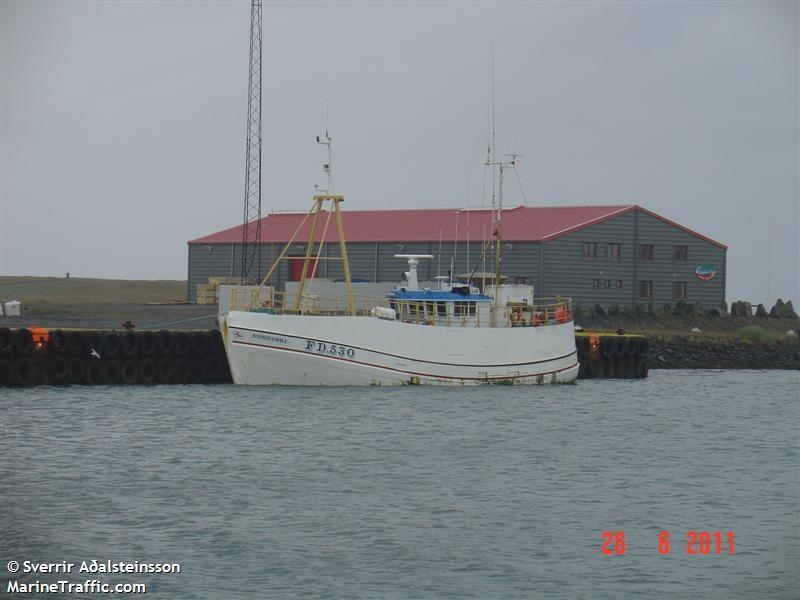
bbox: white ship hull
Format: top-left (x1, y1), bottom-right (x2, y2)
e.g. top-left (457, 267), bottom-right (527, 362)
top-left (220, 311), bottom-right (579, 386)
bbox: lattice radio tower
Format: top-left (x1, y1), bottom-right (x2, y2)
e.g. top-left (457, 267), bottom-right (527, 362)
top-left (240, 0), bottom-right (263, 284)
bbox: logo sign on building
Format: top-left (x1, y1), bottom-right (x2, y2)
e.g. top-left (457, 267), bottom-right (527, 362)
top-left (695, 264), bottom-right (716, 281)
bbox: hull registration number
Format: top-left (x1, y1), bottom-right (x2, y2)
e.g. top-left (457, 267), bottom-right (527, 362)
top-left (305, 340), bottom-right (356, 359)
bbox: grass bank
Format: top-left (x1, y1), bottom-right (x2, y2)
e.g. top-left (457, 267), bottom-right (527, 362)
top-left (0, 276), bottom-right (186, 306)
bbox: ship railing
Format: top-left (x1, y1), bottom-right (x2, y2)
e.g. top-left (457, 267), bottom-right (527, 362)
top-left (502, 297), bottom-right (574, 328)
top-left (229, 288), bottom-right (390, 316)
top-left (229, 289), bottom-right (573, 327)
top-left (388, 297), bottom-right (574, 328)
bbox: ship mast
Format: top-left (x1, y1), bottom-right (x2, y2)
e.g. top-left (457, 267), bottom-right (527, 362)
top-left (483, 43), bottom-right (518, 291)
top-left (293, 130), bottom-right (355, 315)
top-left (485, 155), bottom-right (516, 289)
top-left (256, 130), bottom-right (355, 316)
top-left (483, 44), bottom-right (525, 293)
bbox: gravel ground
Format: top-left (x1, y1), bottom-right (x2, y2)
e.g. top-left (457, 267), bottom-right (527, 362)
top-left (0, 303), bottom-right (219, 331)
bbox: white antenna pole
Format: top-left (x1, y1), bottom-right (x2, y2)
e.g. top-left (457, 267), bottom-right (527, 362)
top-left (482, 224), bottom-right (486, 292)
top-left (437, 229), bottom-right (442, 281)
top-left (325, 99), bottom-right (332, 193)
top-left (767, 237), bottom-right (773, 306)
top-left (316, 127), bottom-right (333, 194)
top-left (499, 164), bottom-right (505, 213)
top-left (466, 209), bottom-right (470, 276)
top-left (453, 210), bottom-right (459, 276)
top-left (327, 130), bottom-right (333, 193)
top-left (465, 166), bottom-right (470, 275)
top-left (491, 42), bottom-right (496, 216)
top-left (450, 257), bottom-right (454, 286)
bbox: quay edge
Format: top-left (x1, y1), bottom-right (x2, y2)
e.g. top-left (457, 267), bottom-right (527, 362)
top-left (0, 327), bottom-right (647, 387)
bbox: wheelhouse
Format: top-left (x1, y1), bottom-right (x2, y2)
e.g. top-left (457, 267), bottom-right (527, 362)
top-left (386, 285), bottom-right (493, 326)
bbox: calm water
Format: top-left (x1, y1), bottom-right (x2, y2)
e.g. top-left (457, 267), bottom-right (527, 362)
top-left (1, 370), bottom-right (798, 599)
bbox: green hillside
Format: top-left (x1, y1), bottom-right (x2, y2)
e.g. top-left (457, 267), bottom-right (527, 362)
top-left (0, 276), bottom-right (186, 305)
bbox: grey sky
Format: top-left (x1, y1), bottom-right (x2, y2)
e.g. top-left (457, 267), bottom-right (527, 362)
top-left (2, 1), bottom-right (797, 306)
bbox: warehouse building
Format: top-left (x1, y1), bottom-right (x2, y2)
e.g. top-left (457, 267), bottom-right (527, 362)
top-left (187, 204), bottom-right (726, 309)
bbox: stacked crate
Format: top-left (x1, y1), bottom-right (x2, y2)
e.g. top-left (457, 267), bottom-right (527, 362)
top-left (196, 277), bottom-right (240, 305)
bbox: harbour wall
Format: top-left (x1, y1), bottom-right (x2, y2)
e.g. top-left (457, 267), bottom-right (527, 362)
top-left (646, 336), bottom-right (799, 370)
top-left (0, 327), bottom-right (648, 386)
top-left (0, 328), bottom-right (232, 387)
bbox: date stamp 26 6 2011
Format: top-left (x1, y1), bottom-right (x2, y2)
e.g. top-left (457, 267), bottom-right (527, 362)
top-left (601, 530), bottom-right (735, 556)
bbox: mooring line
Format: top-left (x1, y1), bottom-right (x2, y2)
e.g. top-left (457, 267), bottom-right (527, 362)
top-left (138, 314), bottom-right (218, 330)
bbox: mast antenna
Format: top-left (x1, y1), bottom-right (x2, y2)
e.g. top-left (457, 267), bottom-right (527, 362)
top-left (484, 43), bottom-right (517, 290)
top-left (490, 42), bottom-right (496, 214)
top-left (240, 0), bottom-right (263, 284)
top-left (315, 129), bottom-right (334, 194)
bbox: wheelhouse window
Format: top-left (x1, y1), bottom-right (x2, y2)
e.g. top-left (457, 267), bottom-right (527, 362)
top-left (607, 243), bottom-right (621, 261)
top-left (673, 281), bottom-right (687, 300)
top-left (582, 242), bottom-right (597, 260)
top-left (615, 279), bottom-right (623, 288)
top-left (593, 279), bottom-right (600, 288)
top-left (436, 302), bottom-right (447, 317)
top-left (639, 280), bottom-right (653, 299)
top-left (467, 301), bottom-right (477, 316)
top-left (639, 244), bottom-right (654, 262)
top-left (673, 245), bottom-right (687, 263)
top-left (514, 276), bottom-right (532, 285)
top-left (602, 279), bottom-right (611, 288)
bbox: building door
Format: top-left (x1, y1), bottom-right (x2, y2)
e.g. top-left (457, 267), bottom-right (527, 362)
top-left (288, 258), bottom-right (317, 282)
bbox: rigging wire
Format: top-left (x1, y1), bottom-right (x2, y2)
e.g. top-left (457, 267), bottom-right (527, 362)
top-left (481, 157), bottom-right (488, 211)
top-left (465, 166), bottom-right (470, 274)
top-left (453, 210), bottom-right (459, 276)
top-left (513, 165), bottom-right (529, 207)
top-left (437, 229), bottom-right (442, 282)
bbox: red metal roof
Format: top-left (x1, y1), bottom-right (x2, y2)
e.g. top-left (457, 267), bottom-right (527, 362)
top-left (189, 205), bottom-right (727, 249)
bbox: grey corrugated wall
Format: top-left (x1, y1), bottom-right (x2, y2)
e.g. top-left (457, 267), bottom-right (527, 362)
top-left (542, 211), bottom-right (637, 304)
top-left (187, 208), bottom-right (725, 307)
top-left (541, 210), bottom-right (725, 308)
top-left (633, 211), bottom-right (725, 308)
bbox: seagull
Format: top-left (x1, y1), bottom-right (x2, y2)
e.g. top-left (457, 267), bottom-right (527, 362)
top-left (90, 348), bottom-right (101, 360)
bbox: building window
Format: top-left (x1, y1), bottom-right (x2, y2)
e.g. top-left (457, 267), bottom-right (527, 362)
top-left (602, 279), bottom-right (611, 288)
top-left (593, 279), bottom-right (600, 287)
top-left (639, 280), bottom-right (653, 299)
top-left (582, 242), bottom-right (597, 260)
top-left (616, 279), bottom-right (623, 288)
top-left (607, 243), bottom-right (621, 261)
top-left (639, 244), bottom-right (654, 262)
top-left (673, 245), bottom-right (687, 263)
top-left (673, 281), bottom-right (687, 300)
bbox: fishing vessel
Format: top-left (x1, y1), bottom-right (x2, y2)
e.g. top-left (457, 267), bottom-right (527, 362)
top-left (219, 131), bottom-right (578, 385)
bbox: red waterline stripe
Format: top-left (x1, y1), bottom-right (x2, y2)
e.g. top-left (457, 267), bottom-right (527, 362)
top-left (231, 339), bottom-right (579, 382)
